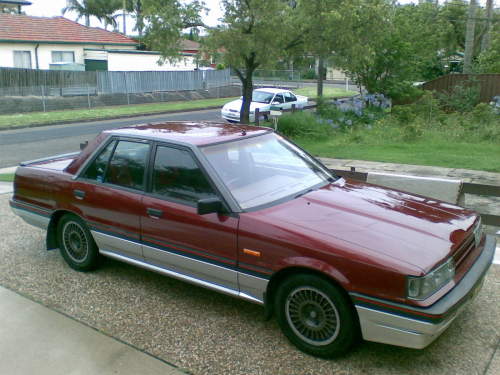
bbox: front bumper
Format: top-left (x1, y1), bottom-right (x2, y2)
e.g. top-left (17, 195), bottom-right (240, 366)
top-left (353, 235), bottom-right (496, 349)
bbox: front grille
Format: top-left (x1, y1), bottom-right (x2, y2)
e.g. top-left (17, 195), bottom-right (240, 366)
top-left (453, 233), bottom-right (475, 269)
top-left (229, 109), bottom-right (238, 113)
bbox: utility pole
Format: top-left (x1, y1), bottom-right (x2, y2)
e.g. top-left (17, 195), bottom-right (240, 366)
top-left (463, 0), bottom-right (477, 73)
top-left (481, 0), bottom-right (494, 52)
top-left (122, 0), bottom-right (127, 35)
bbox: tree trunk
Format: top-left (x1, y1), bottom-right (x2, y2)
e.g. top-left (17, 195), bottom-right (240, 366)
top-left (481, 0), bottom-right (493, 52)
top-left (122, 0), bottom-right (127, 35)
top-left (85, 15), bottom-right (90, 27)
top-left (240, 76), bottom-right (253, 124)
top-left (463, 0), bottom-right (477, 73)
top-left (317, 55), bottom-right (325, 98)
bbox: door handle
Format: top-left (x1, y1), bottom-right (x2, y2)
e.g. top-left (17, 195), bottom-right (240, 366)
top-left (147, 208), bottom-right (163, 218)
top-left (73, 189), bottom-right (85, 200)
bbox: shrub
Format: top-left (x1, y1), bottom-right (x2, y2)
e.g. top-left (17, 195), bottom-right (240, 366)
top-left (437, 78), bottom-right (481, 113)
top-left (301, 69), bottom-right (317, 80)
top-left (277, 112), bottom-right (332, 139)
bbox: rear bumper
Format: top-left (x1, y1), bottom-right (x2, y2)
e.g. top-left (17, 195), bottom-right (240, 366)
top-left (10, 198), bottom-right (51, 230)
top-left (353, 235), bottom-right (495, 349)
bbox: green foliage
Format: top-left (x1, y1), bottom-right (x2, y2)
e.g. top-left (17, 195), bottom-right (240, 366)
top-left (476, 32), bottom-right (500, 73)
top-left (436, 78), bottom-right (481, 113)
top-left (204, 0), bottom-right (297, 122)
top-left (301, 69), bottom-right (317, 80)
top-left (62, 0), bottom-right (122, 28)
top-left (277, 112), bottom-right (333, 140)
top-left (141, 0), bottom-right (205, 61)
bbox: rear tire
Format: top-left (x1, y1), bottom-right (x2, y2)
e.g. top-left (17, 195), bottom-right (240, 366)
top-left (275, 274), bottom-right (359, 358)
top-left (57, 214), bottom-right (99, 272)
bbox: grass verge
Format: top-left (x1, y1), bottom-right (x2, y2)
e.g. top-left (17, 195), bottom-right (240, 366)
top-left (294, 86), bottom-right (358, 100)
top-left (0, 173), bottom-right (14, 182)
top-left (0, 97), bottom-right (238, 129)
top-left (297, 139), bottom-right (500, 173)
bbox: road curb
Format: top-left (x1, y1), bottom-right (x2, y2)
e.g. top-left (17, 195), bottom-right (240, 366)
top-left (0, 104), bottom-right (226, 132)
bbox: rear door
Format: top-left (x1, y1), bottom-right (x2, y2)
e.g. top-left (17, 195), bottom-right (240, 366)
top-left (140, 143), bottom-right (239, 292)
top-left (74, 137), bottom-right (150, 259)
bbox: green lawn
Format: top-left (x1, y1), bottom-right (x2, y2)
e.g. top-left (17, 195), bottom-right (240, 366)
top-left (294, 86), bottom-right (358, 100)
top-left (0, 173), bottom-right (14, 182)
top-left (0, 97), bottom-right (238, 129)
top-left (297, 139), bottom-right (500, 173)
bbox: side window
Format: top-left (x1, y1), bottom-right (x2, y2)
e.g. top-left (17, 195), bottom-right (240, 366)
top-left (285, 92), bottom-right (297, 102)
top-left (152, 146), bottom-right (217, 204)
top-left (105, 141), bottom-right (149, 190)
top-left (82, 140), bottom-right (116, 182)
top-left (273, 94), bottom-right (284, 104)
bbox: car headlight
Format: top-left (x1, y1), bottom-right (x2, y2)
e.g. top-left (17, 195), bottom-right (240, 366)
top-left (407, 258), bottom-right (455, 300)
top-left (473, 217), bottom-right (483, 245)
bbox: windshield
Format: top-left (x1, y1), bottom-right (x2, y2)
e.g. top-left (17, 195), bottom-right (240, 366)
top-left (252, 91), bottom-right (274, 104)
top-left (202, 133), bottom-right (334, 210)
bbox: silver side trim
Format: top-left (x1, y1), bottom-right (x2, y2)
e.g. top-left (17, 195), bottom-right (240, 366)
top-left (142, 244), bottom-right (239, 292)
top-left (238, 272), bottom-right (268, 303)
top-left (99, 249), bottom-right (264, 305)
top-left (11, 207), bottom-right (50, 230)
top-left (91, 230), bottom-right (142, 259)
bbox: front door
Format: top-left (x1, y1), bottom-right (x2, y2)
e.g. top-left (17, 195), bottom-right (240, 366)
top-left (140, 144), bottom-right (239, 292)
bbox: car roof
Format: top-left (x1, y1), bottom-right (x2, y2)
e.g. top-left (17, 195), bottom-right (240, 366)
top-left (104, 121), bottom-right (272, 146)
top-left (254, 88), bottom-right (290, 94)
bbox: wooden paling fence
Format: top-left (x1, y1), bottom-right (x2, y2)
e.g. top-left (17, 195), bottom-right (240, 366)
top-left (422, 74), bottom-right (500, 103)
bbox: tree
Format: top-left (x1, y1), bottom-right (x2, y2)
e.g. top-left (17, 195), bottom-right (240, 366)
top-left (122, 0), bottom-right (145, 36)
top-left (62, 0), bottom-right (121, 29)
top-left (327, 0), bottom-right (451, 100)
top-left (205, 0), bottom-right (295, 123)
top-left (476, 22), bottom-right (500, 73)
top-left (295, 0), bottom-right (341, 98)
top-left (141, 0), bottom-right (205, 59)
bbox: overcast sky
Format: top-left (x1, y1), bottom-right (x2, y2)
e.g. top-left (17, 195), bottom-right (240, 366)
top-left (24, 0), bottom-right (491, 34)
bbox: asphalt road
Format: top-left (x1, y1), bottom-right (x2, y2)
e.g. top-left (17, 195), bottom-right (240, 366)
top-left (0, 108), bottom-right (222, 168)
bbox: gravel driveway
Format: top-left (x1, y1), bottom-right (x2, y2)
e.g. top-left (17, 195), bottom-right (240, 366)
top-left (1, 193), bottom-right (498, 375)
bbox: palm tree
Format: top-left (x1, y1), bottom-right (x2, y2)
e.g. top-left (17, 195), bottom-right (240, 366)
top-left (124, 0), bottom-right (144, 36)
top-left (62, 0), bottom-right (121, 30)
top-left (62, 0), bottom-right (93, 26)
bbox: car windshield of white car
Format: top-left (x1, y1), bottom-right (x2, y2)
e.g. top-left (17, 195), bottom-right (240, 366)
top-left (252, 91), bottom-right (274, 104)
top-left (202, 133), bottom-right (333, 210)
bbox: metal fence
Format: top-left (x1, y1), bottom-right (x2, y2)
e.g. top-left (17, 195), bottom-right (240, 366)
top-left (422, 73), bottom-right (500, 103)
top-left (0, 68), bottom-right (233, 114)
top-left (230, 69), bottom-right (304, 89)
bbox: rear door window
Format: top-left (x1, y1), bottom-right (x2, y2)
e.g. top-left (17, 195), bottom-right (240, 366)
top-left (82, 140), bottom-right (116, 183)
top-left (104, 140), bottom-right (150, 190)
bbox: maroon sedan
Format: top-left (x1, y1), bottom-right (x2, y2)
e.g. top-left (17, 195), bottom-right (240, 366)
top-left (10, 122), bottom-right (495, 358)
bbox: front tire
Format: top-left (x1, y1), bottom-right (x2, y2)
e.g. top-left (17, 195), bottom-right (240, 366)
top-left (275, 274), bottom-right (359, 358)
top-left (57, 214), bottom-right (99, 272)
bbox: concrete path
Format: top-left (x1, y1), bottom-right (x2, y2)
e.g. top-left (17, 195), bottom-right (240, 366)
top-left (0, 286), bottom-right (185, 375)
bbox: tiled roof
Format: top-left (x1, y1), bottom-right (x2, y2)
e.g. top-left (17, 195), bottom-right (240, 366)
top-left (0, 14), bottom-right (138, 45)
top-left (180, 39), bottom-right (200, 51)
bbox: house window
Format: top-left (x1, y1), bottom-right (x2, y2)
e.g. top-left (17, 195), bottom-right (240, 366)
top-left (52, 51), bottom-right (75, 63)
top-left (13, 51), bottom-right (32, 68)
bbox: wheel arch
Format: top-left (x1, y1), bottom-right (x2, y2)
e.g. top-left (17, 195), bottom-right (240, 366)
top-left (264, 264), bottom-right (355, 320)
top-left (46, 209), bottom-right (86, 250)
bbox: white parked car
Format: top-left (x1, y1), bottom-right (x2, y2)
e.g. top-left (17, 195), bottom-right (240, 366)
top-left (221, 88), bottom-right (308, 123)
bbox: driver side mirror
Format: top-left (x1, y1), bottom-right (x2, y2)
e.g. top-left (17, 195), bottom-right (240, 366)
top-left (197, 197), bottom-right (223, 215)
top-left (271, 101), bottom-right (280, 105)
